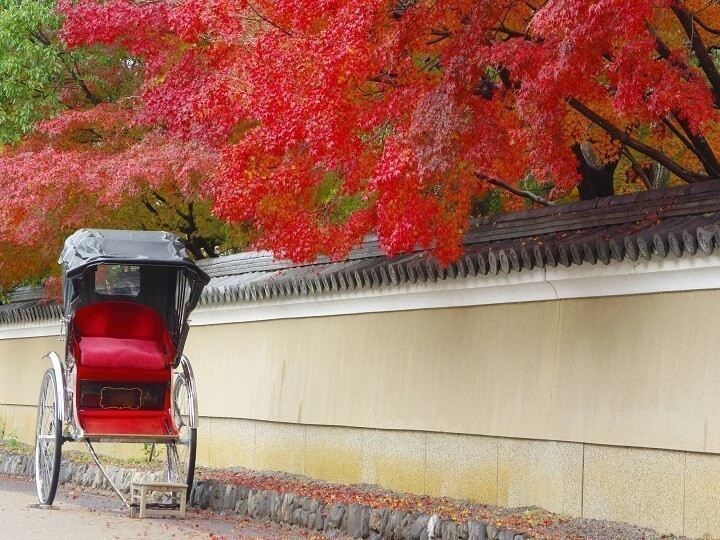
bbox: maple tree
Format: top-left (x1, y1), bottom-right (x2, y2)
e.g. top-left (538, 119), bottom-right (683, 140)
top-left (53, 0), bottom-right (720, 266)
top-left (5, 0), bottom-right (720, 287)
top-left (0, 0), bottom-right (234, 291)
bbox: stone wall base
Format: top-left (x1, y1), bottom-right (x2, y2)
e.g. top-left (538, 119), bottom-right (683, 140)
top-left (2, 406), bottom-right (720, 537)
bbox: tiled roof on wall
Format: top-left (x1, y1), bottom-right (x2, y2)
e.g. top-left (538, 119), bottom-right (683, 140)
top-left (2, 180), bottom-right (720, 321)
top-left (196, 180), bottom-right (720, 305)
top-left (0, 287), bottom-right (63, 325)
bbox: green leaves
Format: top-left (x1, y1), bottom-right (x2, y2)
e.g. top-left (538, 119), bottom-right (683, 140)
top-left (0, 0), bottom-right (63, 143)
top-left (315, 172), bottom-right (370, 226)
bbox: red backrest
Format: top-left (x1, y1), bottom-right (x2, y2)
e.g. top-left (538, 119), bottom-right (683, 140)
top-left (73, 301), bottom-right (175, 371)
top-left (74, 301), bottom-right (168, 341)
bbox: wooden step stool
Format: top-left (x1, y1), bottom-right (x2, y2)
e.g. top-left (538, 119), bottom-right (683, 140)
top-left (130, 481), bottom-right (187, 518)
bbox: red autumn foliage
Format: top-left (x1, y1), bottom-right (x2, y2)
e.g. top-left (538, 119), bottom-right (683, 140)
top-left (0, 99), bottom-right (218, 288)
top-left (5, 0), bottom-right (720, 281)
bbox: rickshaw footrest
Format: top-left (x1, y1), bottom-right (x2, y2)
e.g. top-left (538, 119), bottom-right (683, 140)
top-left (130, 481), bottom-right (187, 519)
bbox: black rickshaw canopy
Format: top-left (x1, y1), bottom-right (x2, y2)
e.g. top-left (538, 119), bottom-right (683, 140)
top-left (59, 229), bottom-right (210, 360)
top-left (60, 229), bottom-right (207, 280)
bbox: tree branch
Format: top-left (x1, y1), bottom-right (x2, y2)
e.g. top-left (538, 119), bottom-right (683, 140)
top-left (672, 4), bottom-right (720, 108)
top-left (661, 115), bottom-right (695, 152)
top-left (27, 26), bottom-right (51, 46)
top-left (646, 21), bottom-right (720, 175)
top-left (176, 201), bottom-right (196, 230)
top-left (693, 14), bottom-right (720, 35)
top-left (671, 113), bottom-right (720, 175)
top-left (646, 21), bottom-right (672, 58)
top-left (491, 25), bottom-right (527, 39)
top-left (246, 1), bottom-right (292, 36)
top-left (621, 147), bottom-right (653, 189)
top-left (475, 173), bottom-right (555, 206)
top-left (150, 190), bottom-right (169, 206)
top-left (57, 52), bottom-right (101, 105)
top-left (427, 27), bottom-right (451, 45)
top-left (567, 97), bottom-right (708, 183)
top-left (142, 198), bottom-right (159, 216)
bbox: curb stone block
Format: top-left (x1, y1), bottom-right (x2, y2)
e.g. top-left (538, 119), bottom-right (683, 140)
top-left (247, 489), bottom-right (259, 516)
top-left (210, 481), bottom-right (226, 512)
top-left (441, 519), bottom-right (459, 540)
top-left (235, 496), bottom-right (248, 515)
top-left (270, 491), bottom-right (281, 520)
top-left (187, 477), bottom-right (201, 505)
top-left (193, 482), bottom-right (207, 508)
top-left (325, 502), bottom-right (346, 530)
top-left (383, 509), bottom-right (410, 539)
top-left (316, 505), bottom-right (325, 531)
top-left (370, 508), bottom-right (389, 533)
top-left (188, 481), bottom-right (199, 506)
top-left (291, 507), bottom-right (302, 525)
top-left (404, 513), bottom-right (431, 540)
top-left (22, 456), bottom-right (32, 477)
top-left (467, 520), bottom-right (487, 540)
top-left (347, 503), bottom-right (371, 538)
top-left (201, 481), bottom-right (217, 509)
top-left (292, 507), bottom-right (309, 528)
top-left (427, 515), bottom-right (440, 539)
top-left (60, 463), bottom-right (72, 484)
top-left (260, 490), bottom-right (272, 517)
top-left (237, 485), bottom-right (248, 512)
top-left (308, 505), bottom-right (323, 531)
top-left (223, 484), bottom-right (238, 513)
top-left (259, 490), bottom-right (272, 517)
top-left (280, 492), bottom-right (296, 523)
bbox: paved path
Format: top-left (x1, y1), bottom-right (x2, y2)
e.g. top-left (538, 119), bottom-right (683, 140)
top-left (0, 475), bottom-right (329, 539)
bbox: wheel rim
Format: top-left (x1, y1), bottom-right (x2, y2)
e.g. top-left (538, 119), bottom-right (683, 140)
top-left (168, 374), bottom-right (195, 486)
top-left (35, 370), bottom-right (59, 504)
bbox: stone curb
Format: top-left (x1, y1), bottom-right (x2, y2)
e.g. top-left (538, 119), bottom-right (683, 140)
top-left (0, 450), bottom-right (167, 494)
top-left (189, 479), bottom-right (528, 540)
top-left (0, 450), bottom-right (527, 540)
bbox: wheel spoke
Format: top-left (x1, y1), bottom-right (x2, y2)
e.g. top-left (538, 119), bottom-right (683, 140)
top-left (166, 370), bottom-right (196, 497)
top-left (35, 369), bottom-right (62, 505)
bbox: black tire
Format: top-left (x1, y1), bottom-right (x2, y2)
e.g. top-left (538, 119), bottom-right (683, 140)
top-left (183, 427), bottom-right (197, 496)
top-left (35, 368), bottom-right (62, 505)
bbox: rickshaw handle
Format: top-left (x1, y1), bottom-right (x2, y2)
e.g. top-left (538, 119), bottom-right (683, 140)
top-left (43, 352), bottom-right (65, 423)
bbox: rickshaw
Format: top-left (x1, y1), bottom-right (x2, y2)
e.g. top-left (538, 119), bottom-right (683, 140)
top-left (34, 229), bottom-right (209, 510)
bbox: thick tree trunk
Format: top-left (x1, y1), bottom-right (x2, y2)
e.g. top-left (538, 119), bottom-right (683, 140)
top-left (572, 144), bottom-right (617, 200)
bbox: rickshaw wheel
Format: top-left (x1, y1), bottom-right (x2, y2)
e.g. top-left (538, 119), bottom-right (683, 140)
top-left (167, 372), bottom-right (197, 499)
top-left (35, 368), bottom-right (62, 505)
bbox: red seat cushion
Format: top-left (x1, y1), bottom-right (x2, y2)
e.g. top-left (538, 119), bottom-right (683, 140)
top-left (78, 337), bottom-right (167, 370)
top-left (73, 301), bottom-right (174, 371)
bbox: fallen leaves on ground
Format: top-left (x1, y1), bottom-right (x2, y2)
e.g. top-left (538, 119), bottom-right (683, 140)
top-left (196, 467), bottom-right (682, 540)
